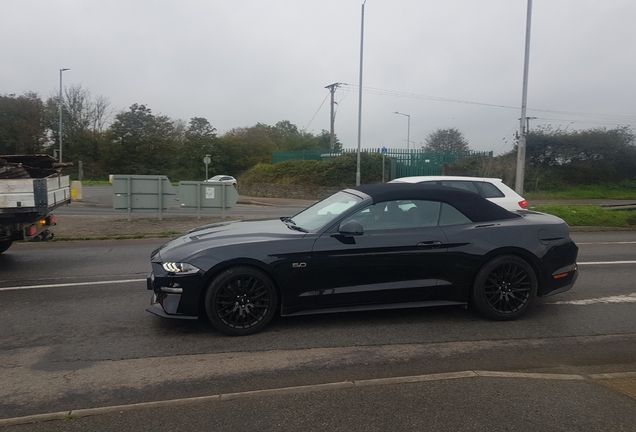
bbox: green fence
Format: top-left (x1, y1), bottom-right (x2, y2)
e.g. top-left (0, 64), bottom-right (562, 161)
top-left (272, 149), bottom-right (493, 180)
top-left (384, 149), bottom-right (493, 179)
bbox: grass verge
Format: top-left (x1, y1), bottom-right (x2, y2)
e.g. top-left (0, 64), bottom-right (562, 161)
top-left (54, 232), bottom-right (181, 241)
top-left (525, 182), bottom-right (636, 200)
top-left (532, 205), bottom-right (636, 227)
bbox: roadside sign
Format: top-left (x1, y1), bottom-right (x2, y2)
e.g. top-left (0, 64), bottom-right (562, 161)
top-left (203, 155), bottom-right (211, 180)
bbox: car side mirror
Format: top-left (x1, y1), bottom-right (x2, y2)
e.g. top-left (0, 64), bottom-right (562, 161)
top-left (338, 220), bottom-right (364, 236)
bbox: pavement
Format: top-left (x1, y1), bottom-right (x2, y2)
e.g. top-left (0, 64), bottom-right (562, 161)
top-left (2, 371), bottom-right (636, 430)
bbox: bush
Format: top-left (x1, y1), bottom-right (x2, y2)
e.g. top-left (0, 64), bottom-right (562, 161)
top-left (239, 153), bottom-right (387, 187)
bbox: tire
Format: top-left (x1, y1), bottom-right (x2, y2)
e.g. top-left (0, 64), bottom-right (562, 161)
top-left (205, 266), bottom-right (279, 336)
top-left (471, 255), bottom-right (537, 321)
top-left (0, 240), bottom-right (13, 255)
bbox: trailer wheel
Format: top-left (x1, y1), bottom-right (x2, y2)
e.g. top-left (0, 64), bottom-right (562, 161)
top-left (0, 240), bottom-right (12, 255)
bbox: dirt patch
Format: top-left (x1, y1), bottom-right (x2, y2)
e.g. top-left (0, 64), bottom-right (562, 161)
top-left (50, 215), bottom-right (247, 239)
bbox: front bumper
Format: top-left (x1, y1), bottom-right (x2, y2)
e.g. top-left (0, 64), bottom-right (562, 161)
top-left (146, 292), bottom-right (198, 320)
top-left (145, 269), bottom-right (201, 320)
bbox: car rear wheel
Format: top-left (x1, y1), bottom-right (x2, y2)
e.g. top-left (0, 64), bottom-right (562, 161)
top-left (472, 255), bottom-right (537, 320)
top-left (0, 240), bottom-right (12, 254)
top-left (205, 266), bottom-right (278, 336)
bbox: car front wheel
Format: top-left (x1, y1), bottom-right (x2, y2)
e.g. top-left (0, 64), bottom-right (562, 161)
top-left (205, 266), bottom-right (278, 336)
top-left (472, 255), bottom-right (537, 320)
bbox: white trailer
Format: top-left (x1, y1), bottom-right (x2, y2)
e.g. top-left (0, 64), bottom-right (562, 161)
top-left (0, 156), bottom-right (71, 254)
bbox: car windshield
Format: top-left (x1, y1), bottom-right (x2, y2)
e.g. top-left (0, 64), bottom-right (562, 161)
top-left (290, 191), bottom-right (362, 232)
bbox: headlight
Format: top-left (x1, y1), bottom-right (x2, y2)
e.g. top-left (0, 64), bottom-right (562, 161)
top-left (161, 262), bottom-right (201, 275)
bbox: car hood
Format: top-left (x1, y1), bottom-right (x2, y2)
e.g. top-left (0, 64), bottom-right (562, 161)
top-left (152, 219), bottom-right (305, 263)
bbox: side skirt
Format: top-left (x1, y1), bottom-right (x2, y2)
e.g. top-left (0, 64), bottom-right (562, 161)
top-left (281, 300), bottom-right (467, 317)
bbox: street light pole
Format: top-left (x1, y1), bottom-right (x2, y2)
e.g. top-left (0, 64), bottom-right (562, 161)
top-left (59, 68), bottom-right (70, 163)
top-left (393, 111), bottom-right (411, 151)
top-left (515, 0), bottom-right (532, 195)
top-left (356, 0), bottom-right (367, 186)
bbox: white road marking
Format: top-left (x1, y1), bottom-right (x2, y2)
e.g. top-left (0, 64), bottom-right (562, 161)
top-left (549, 293), bottom-right (636, 305)
top-left (0, 260), bottom-right (633, 292)
top-left (0, 279), bottom-right (145, 292)
top-left (578, 241), bottom-right (636, 245)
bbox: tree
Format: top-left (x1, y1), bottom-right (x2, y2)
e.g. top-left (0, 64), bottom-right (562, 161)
top-left (40, 85), bottom-right (112, 178)
top-left (522, 126), bottom-right (636, 186)
top-left (315, 129), bottom-right (342, 152)
top-left (525, 126), bottom-right (635, 166)
top-left (216, 124), bottom-right (278, 175)
top-left (272, 120), bottom-right (317, 151)
top-left (423, 128), bottom-right (470, 153)
top-left (0, 92), bottom-right (48, 154)
top-left (176, 117), bottom-right (218, 180)
top-left (106, 104), bottom-right (178, 175)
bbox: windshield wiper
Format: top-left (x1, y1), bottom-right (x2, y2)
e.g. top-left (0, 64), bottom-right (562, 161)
top-left (288, 224), bottom-right (308, 233)
top-left (281, 217), bottom-right (308, 233)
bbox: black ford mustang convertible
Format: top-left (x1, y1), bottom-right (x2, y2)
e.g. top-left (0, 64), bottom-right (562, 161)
top-left (147, 184), bottom-right (578, 336)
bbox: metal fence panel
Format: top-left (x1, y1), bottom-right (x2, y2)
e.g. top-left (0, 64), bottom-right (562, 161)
top-left (178, 182), bottom-right (239, 209)
top-left (112, 175), bottom-right (176, 219)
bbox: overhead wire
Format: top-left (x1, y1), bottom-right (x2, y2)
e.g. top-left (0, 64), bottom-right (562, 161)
top-left (338, 83), bottom-right (636, 125)
top-left (305, 92), bottom-right (330, 130)
top-left (494, 123), bottom-right (520, 154)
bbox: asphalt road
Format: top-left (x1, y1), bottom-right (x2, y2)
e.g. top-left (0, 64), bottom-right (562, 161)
top-left (1, 232), bottom-right (635, 430)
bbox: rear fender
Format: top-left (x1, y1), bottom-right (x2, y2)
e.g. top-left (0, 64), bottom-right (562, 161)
top-left (478, 247), bottom-right (544, 292)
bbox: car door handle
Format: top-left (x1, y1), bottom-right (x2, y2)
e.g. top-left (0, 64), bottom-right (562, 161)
top-left (417, 241), bottom-right (443, 249)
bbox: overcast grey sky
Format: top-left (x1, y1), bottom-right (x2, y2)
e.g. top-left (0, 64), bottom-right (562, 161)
top-left (3, 0), bottom-right (636, 154)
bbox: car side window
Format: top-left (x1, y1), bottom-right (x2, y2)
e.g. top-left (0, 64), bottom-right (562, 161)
top-left (402, 200), bottom-right (441, 228)
top-left (479, 182), bottom-right (505, 198)
top-left (341, 202), bottom-right (391, 231)
top-left (440, 181), bottom-right (479, 194)
top-left (341, 201), bottom-right (394, 231)
top-left (439, 203), bottom-right (473, 226)
top-left (341, 200), bottom-right (442, 231)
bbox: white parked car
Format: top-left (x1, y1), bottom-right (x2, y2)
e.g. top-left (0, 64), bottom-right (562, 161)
top-left (389, 176), bottom-right (527, 211)
top-left (205, 175), bottom-right (237, 188)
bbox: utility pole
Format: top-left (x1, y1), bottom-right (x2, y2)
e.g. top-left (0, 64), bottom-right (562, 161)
top-left (515, 0), bottom-right (533, 195)
top-left (325, 83), bottom-right (340, 151)
top-left (59, 68), bottom-right (70, 163)
top-left (518, 116), bottom-right (538, 132)
top-left (356, 0), bottom-right (368, 186)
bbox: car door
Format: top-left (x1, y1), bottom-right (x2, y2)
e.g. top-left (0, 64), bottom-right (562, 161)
top-left (311, 199), bottom-right (449, 307)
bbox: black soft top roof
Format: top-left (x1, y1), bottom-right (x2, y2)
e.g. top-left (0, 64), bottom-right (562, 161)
top-left (349, 183), bottom-right (519, 223)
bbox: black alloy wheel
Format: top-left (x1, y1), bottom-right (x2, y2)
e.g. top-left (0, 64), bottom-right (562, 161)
top-left (205, 266), bottom-right (278, 336)
top-left (471, 255), bottom-right (537, 320)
